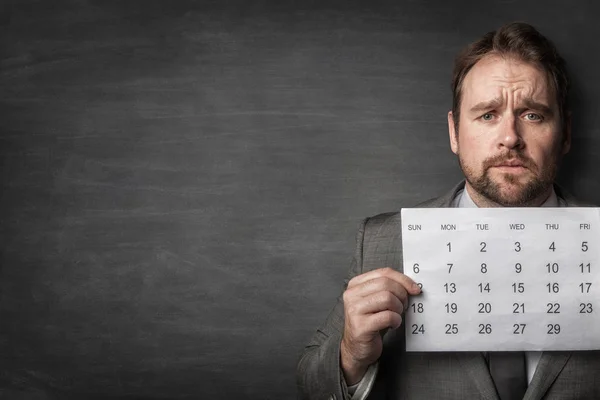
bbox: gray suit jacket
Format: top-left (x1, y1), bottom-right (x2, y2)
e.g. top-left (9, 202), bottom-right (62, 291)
top-left (297, 181), bottom-right (600, 400)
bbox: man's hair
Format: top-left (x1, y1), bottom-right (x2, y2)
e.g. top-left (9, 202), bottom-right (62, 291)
top-left (451, 22), bottom-right (569, 132)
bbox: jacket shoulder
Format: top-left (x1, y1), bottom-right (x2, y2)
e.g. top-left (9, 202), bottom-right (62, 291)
top-left (363, 188), bottom-right (456, 228)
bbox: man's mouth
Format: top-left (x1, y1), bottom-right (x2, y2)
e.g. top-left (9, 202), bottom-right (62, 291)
top-left (496, 160), bottom-right (524, 167)
top-left (490, 159), bottom-right (529, 173)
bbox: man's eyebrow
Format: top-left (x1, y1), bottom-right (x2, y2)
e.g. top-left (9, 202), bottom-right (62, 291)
top-left (521, 98), bottom-right (554, 116)
top-left (468, 97), bottom-right (555, 116)
top-left (468, 98), bottom-right (503, 114)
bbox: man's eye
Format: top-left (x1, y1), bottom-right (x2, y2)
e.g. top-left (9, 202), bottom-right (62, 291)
top-left (481, 113), bottom-right (493, 121)
top-left (525, 113), bottom-right (542, 121)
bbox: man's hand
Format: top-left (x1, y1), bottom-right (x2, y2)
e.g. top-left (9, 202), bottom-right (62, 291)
top-left (340, 267), bottom-right (421, 385)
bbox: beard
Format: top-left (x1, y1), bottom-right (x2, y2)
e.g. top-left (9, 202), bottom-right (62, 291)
top-left (458, 150), bottom-right (559, 207)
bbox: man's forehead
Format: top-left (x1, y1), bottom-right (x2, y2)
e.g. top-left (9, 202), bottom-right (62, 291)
top-left (461, 54), bottom-right (555, 106)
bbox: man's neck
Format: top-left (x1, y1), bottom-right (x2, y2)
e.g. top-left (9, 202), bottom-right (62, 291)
top-left (464, 182), bottom-right (555, 208)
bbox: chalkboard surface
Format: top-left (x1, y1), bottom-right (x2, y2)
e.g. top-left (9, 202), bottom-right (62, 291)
top-left (1, 1), bottom-right (599, 399)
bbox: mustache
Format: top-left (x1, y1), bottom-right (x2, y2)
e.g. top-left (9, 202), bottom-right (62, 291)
top-left (483, 151), bottom-right (536, 171)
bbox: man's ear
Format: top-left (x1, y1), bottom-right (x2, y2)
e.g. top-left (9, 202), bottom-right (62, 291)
top-left (562, 111), bottom-right (572, 155)
top-left (448, 111), bottom-right (459, 155)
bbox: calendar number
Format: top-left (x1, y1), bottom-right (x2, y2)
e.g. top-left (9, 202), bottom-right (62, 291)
top-left (547, 324), bottom-right (561, 334)
top-left (580, 303), bottom-right (593, 313)
top-left (411, 324), bottom-right (425, 334)
top-left (480, 242), bottom-right (487, 252)
top-left (514, 241), bottom-right (521, 252)
top-left (513, 323), bottom-right (526, 334)
top-left (580, 263), bottom-right (591, 273)
top-left (478, 302), bottom-right (492, 313)
top-left (447, 263), bottom-right (453, 273)
top-left (546, 263), bottom-right (559, 273)
top-left (580, 282), bottom-right (592, 293)
top-left (445, 323), bottom-right (459, 334)
top-left (411, 303), bottom-right (424, 313)
top-left (546, 302), bottom-right (561, 313)
top-left (445, 303), bottom-right (458, 313)
top-left (549, 242), bottom-right (556, 252)
top-left (447, 242), bottom-right (451, 252)
top-left (513, 302), bottom-right (525, 313)
top-left (480, 263), bottom-right (488, 274)
top-left (478, 283), bottom-right (490, 293)
top-left (547, 282), bottom-right (560, 293)
top-left (512, 283), bottom-right (525, 293)
top-left (444, 283), bottom-right (457, 293)
top-left (582, 241), bottom-right (589, 252)
top-left (478, 324), bottom-right (492, 334)
top-left (412, 263), bottom-right (420, 274)
top-left (515, 263), bottom-right (522, 273)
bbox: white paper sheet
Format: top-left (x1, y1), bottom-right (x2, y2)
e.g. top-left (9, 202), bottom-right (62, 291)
top-left (401, 207), bottom-right (600, 352)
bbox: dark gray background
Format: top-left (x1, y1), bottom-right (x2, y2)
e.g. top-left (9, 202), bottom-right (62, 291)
top-left (1, 1), bottom-right (599, 399)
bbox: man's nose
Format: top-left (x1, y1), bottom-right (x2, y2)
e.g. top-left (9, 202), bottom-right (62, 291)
top-left (498, 114), bottom-right (523, 149)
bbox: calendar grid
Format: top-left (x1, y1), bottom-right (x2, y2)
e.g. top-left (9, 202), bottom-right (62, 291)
top-left (402, 207), bottom-right (600, 352)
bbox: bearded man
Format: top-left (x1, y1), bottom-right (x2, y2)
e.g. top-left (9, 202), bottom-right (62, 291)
top-left (297, 22), bottom-right (600, 400)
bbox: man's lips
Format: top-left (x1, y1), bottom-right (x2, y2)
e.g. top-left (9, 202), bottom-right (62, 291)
top-left (492, 165), bottom-right (528, 174)
top-left (494, 159), bottom-right (525, 167)
top-left (488, 159), bottom-right (530, 173)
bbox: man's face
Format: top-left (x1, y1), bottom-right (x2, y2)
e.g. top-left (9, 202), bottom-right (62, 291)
top-left (448, 55), bottom-right (570, 207)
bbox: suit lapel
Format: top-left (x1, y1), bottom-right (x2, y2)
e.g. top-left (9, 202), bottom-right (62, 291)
top-left (454, 352), bottom-right (572, 400)
top-left (454, 353), bottom-right (500, 400)
top-left (523, 352), bottom-right (571, 400)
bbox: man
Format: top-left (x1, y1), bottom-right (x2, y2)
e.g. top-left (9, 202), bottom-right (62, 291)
top-left (297, 22), bottom-right (600, 400)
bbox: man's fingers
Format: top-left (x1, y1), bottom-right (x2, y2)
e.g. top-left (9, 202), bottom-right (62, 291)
top-left (367, 310), bottom-right (403, 331)
top-left (348, 267), bottom-right (421, 295)
top-left (346, 290), bottom-right (405, 317)
top-left (347, 278), bottom-right (408, 310)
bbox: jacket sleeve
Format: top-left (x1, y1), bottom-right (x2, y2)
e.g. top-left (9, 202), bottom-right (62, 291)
top-left (296, 218), bottom-right (379, 400)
